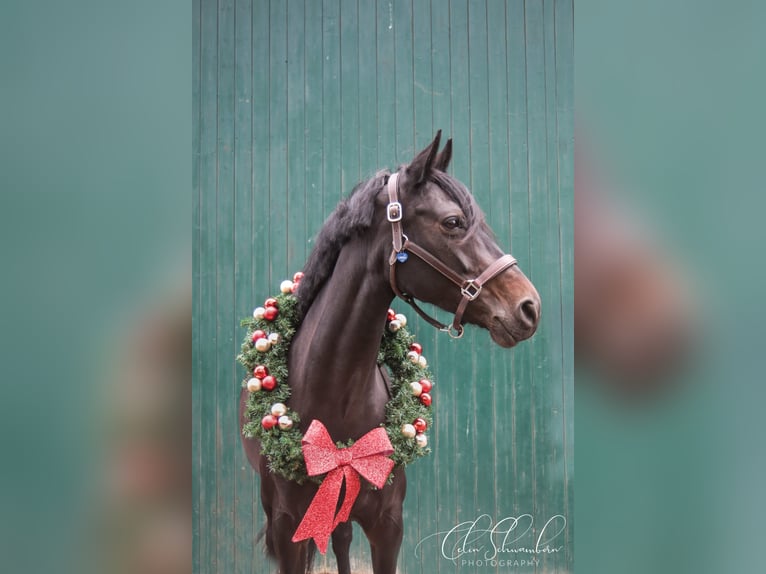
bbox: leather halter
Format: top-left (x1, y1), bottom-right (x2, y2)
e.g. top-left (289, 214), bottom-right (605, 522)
top-left (386, 171), bottom-right (518, 338)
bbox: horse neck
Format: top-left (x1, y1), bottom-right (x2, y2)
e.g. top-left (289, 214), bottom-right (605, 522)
top-left (288, 238), bottom-right (394, 441)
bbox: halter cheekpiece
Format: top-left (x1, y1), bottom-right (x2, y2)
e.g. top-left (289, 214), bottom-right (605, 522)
top-left (386, 171), bottom-right (518, 338)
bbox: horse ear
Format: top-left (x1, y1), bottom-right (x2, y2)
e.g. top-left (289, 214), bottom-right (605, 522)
top-left (406, 130), bottom-right (442, 186)
top-left (433, 138), bottom-right (452, 172)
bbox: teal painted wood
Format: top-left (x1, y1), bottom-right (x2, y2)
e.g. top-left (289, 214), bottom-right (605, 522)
top-left (193, 1), bottom-right (574, 572)
top-left (191, 0), bottom-right (201, 570)
top-left (233, 1), bottom-right (256, 572)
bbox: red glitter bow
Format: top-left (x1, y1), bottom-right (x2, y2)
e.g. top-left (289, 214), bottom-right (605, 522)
top-left (291, 419), bottom-right (395, 554)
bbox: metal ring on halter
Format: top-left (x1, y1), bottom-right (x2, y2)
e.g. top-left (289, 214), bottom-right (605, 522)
top-left (441, 324), bottom-right (465, 339)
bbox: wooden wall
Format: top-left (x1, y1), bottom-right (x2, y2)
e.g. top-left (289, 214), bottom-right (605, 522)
top-left (193, 1), bottom-right (573, 572)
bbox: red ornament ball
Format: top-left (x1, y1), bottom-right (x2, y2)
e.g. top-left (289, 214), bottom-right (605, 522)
top-left (261, 375), bottom-right (277, 391)
top-left (387, 308), bottom-right (396, 321)
top-left (264, 297), bottom-right (279, 309)
top-left (419, 379), bottom-right (433, 393)
top-left (413, 418), bottom-right (427, 433)
top-left (410, 342), bottom-right (423, 355)
top-left (263, 306), bottom-right (279, 321)
top-left (251, 329), bottom-right (267, 342)
top-left (420, 392), bottom-right (432, 407)
top-left (253, 365), bottom-right (269, 379)
top-left (261, 414), bottom-right (278, 429)
top-left (293, 271), bottom-right (304, 283)
top-left (290, 282), bottom-right (299, 293)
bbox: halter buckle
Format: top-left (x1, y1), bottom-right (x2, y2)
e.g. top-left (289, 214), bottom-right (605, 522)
top-left (386, 201), bottom-right (403, 222)
top-left (461, 280), bottom-right (482, 301)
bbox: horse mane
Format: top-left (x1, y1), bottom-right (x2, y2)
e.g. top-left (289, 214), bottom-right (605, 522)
top-left (295, 170), bottom-right (389, 316)
top-left (295, 167), bottom-right (480, 317)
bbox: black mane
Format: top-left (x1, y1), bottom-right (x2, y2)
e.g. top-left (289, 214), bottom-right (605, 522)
top-left (294, 168), bottom-right (479, 317)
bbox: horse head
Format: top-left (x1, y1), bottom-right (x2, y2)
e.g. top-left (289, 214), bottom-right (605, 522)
top-left (380, 131), bottom-right (541, 348)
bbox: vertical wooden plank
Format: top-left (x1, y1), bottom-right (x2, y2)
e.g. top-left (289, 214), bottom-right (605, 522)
top-left (269, 0), bottom-right (289, 284)
top-left (233, 0), bottom-right (254, 572)
top-left (357, 0), bottom-right (378, 178)
top-left (322, 0), bottom-right (341, 210)
top-left (340, 0), bottom-right (360, 190)
top-left (539, 2), bottom-right (568, 571)
top-left (304, 0), bottom-right (324, 258)
top-left (394, 0), bottom-right (415, 162)
top-left (507, 0), bottom-right (534, 529)
top-left (191, 0), bottom-right (202, 570)
top-left (377, 0), bottom-right (396, 167)
top-left (555, 0), bottom-right (575, 565)
top-left (251, 5), bottom-right (271, 570)
top-left (430, 3), bottom-right (455, 572)
top-left (287, 0), bottom-right (307, 274)
top-left (216, 1), bottom-right (237, 573)
top-left (199, 0), bottom-right (219, 571)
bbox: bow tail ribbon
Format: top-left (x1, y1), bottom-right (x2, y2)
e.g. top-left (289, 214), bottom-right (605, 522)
top-left (291, 420), bottom-right (394, 554)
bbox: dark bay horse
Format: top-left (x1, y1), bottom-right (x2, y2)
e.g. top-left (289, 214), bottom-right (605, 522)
top-left (240, 132), bottom-right (541, 573)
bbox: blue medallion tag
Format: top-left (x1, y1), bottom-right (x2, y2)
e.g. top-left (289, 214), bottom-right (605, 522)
top-left (396, 251), bottom-right (409, 263)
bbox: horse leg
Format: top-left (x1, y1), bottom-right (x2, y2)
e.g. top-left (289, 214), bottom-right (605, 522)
top-left (331, 521), bottom-right (353, 574)
top-left (363, 511), bottom-right (404, 574)
top-left (271, 511), bottom-right (312, 574)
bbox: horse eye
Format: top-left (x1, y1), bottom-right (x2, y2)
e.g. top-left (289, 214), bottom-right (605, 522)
top-left (442, 216), bottom-right (463, 230)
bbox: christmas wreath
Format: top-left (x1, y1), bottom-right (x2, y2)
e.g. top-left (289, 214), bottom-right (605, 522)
top-left (238, 272), bottom-right (435, 484)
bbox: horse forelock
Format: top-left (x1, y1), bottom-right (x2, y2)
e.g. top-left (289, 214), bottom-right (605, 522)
top-left (427, 170), bottom-right (480, 231)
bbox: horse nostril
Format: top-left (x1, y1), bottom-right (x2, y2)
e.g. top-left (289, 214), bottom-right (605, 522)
top-left (517, 298), bottom-right (540, 328)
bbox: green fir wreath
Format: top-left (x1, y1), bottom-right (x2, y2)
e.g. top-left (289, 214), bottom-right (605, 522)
top-left (237, 274), bottom-right (435, 484)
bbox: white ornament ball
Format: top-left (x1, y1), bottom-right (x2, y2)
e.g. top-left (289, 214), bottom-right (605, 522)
top-left (268, 332), bottom-right (281, 345)
top-left (401, 424), bottom-right (417, 438)
top-left (270, 402), bottom-right (287, 417)
top-left (407, 350), bottom-right (420, 363)
top-left (280, 280), bottom-right (294, 294)
top-left (395, 313), bottom-right (407, 327)
top-left (410, 381), bottom-right (423, 396)
top-left (247, 378), bottom-right (262, 392)
top-left (388, 319), bottom-right (402, 332)
top-left (253, 306), bottom-right (266, 320)
top-left (415, 433), bottom-right (428, 448)
top-left (418, 355), bottom-right (428, 368)
top-left (278, 415), bottom-right (293, 430)
top-left (255, 338), bottom-right (272, 352)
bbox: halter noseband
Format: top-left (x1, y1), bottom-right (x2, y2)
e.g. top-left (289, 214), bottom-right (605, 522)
top-left (386, 171), bottom-right (518, 338)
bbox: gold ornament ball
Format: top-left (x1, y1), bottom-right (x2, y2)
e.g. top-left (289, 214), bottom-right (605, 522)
top-left (401, 424), bottom-right (417, 438)
top-left (255, 338), bottom-right (272, 352)
top-left (407, 350), bottom-right (420, 363)
top-left (418, 355), bottom-right (428, 368)
top-left (268, 332), bottom-right (281, 345)
top-left (388, 319), bottom-right (402, 332)
top-left (410, 381), bottom-right (423, 396)
top-left (253, 306), bottom-right (266, 320)
top-left (280, 280), bottom-right (294, 294)
top-left (415, 433), bottom-right (428, 448)
top-left (278, 415), bottom-right (293, 430)
top-left (247, 378), bottom-right (262, 392)
top-left (395, 313), bottom-right (407, 327)
top-left (270, 402), bottom-right (287, 417)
